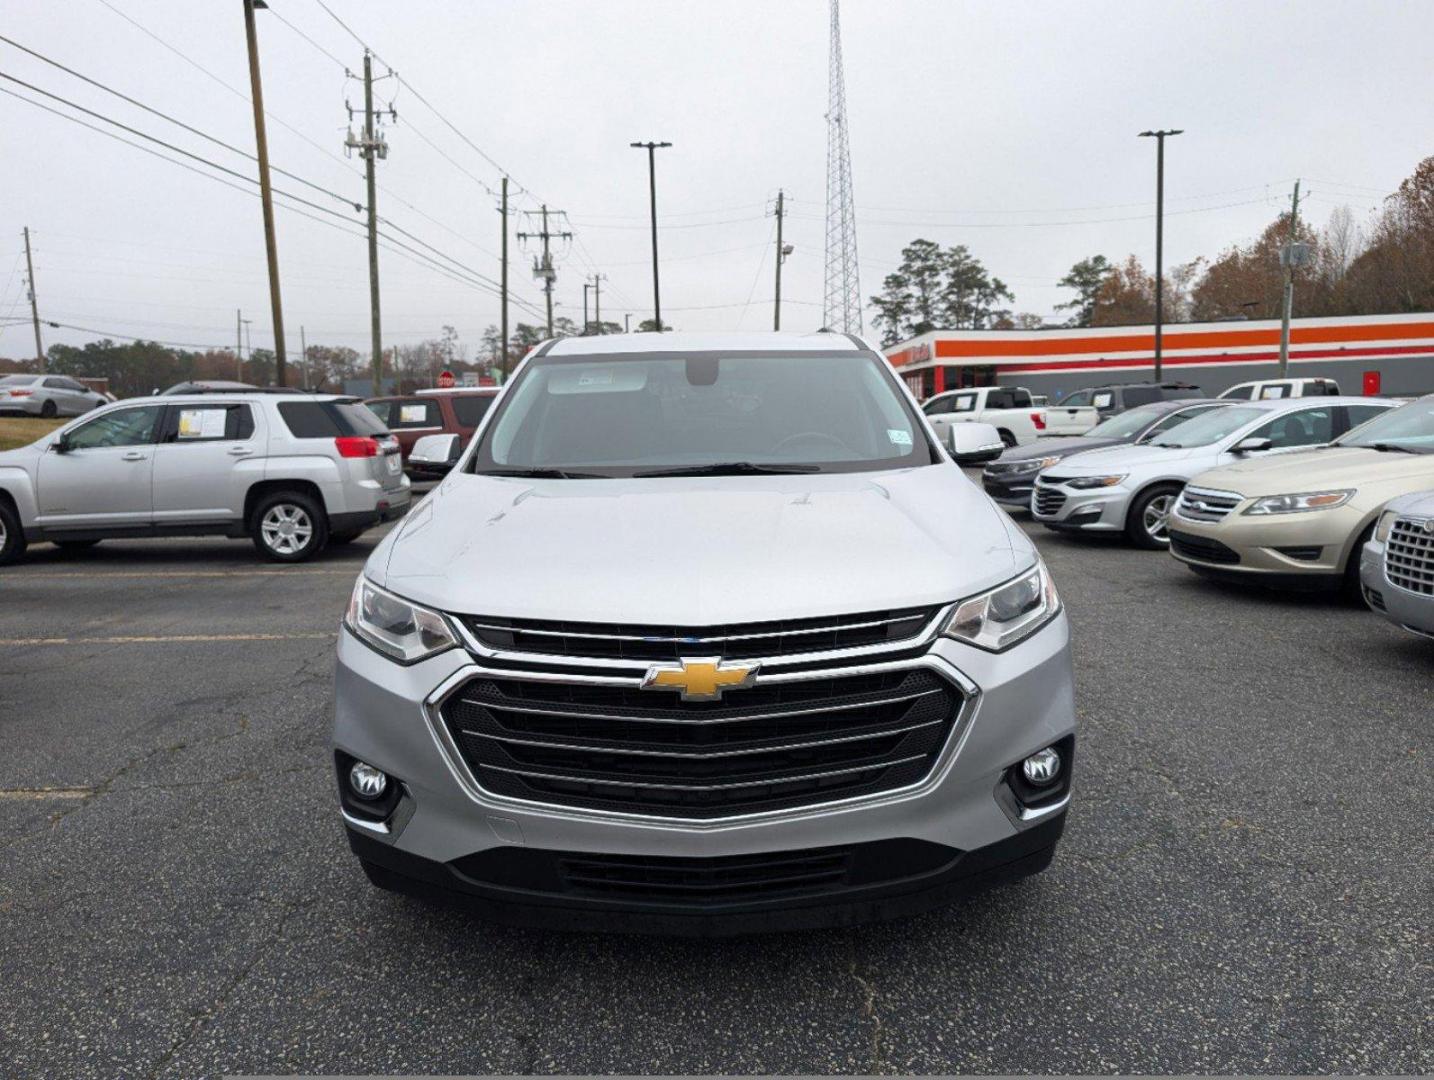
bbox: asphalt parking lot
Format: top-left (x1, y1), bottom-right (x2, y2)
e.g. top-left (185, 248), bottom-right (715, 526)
top-left (1, 491), bottom-right (1430, 1078)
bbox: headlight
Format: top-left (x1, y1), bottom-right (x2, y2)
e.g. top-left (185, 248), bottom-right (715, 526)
top-left (1017, 455), bottom-right (1062, 473)
top-left (1374, 509), bottom-right (1398, 542)
top-left (1065, 474), bottom-right (1126, 489)
top-left (943, 560), bottom-right (1061, 652)
top-left (1241, 489), bottom-right (1355, 516)
top-left (345, 576), bottom-right (458, 664)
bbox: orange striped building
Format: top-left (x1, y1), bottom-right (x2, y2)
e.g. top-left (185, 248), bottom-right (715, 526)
top-left (883, 312), bottom-right (1434, 400)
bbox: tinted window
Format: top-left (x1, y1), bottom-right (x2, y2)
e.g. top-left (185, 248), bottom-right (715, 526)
top-left (1010, 389), bottom-right (1033, 408)
top-left (1344, 404), bottom-right (1390, 432)
top-left (389, 399), bottom-right (442, 429)
top-left (1087, 404), bottom-right (1171, 439)
top-left (1057, 390), bottom-right (1091, 407)
top-left (1221, 384), bottom-right (1254, 400)
top-left (986, 390), bottom-right (1016, 409)
top-left (279, 401), bottom-right (390, 438)
top-left (1121, 386), bottom-right (1160, 407)
top-left (451, 395), bottom-right (494, 427)
top-left (923, 397), bottom-right (954, 415)
top-left (474, 352), bottom-right (932, 477)
top-left (1249, 407), bottom-right (1334, 448)
top-left (65, 406), bottom-right (162, 449)
top-left (162, 404), bottom-right (255, 442)
top-left (364, 400), bottom-right (393, 425)
top-left (44, 377), bottom-right (71, 389)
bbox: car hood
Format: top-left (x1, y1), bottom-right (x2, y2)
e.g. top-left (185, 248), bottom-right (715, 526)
top-left (996, 435), bottom-right (1124, 463)
top-left (1385, 488), bottom-right (1434, 518)
top-left (1046, 442), bottom-right (1204, 474)
top-left (1192, 446), bottom-right (1434, 496)
top-left (374, 466), bottom-right (1027, 623)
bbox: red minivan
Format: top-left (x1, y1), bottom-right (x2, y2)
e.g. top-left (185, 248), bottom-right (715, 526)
top-left (363, 388), bottom-right (499, 464)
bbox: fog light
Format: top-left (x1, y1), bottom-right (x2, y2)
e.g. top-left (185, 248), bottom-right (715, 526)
top-left (1022, 747), bottom-right (1062, 786)
top-left (348, 760), bottom-right (389, 800)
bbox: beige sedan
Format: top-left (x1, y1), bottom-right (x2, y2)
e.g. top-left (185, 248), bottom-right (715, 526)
top-left (1167, 396), bottom-right (1434, 590)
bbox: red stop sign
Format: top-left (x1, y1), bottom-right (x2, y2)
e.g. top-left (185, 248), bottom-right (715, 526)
top-left (437, 370), bottom-right (455, 389)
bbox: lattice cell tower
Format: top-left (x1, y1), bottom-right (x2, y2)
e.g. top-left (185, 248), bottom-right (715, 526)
top-left (822, 0), bottom-right (862, 334)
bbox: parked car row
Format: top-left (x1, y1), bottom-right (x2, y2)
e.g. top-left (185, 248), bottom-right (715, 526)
top-left (968, 391), bottom-right (1434, 641)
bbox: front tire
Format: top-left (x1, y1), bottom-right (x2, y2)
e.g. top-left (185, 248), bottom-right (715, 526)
top-left (0, 502), bottom-right (27, 566)
top-left (1126, 484), bottom-right (1181, 549)
top-left (251, 491), bottom-right (328, 562)
top-left (40, 399), bottom-right (57, 419)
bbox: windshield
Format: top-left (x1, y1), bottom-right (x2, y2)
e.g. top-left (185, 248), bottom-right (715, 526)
top-left (1336, 397), bottom-right (1434, 453)
top-left (469, 351), bottom-right (934, 477)
top-left (0, 375), bottom-right (38, 387)
top-left (1151, 405), bottom-right (1265, 448)
top-left (1086, 404), bottom-right (1169, 439)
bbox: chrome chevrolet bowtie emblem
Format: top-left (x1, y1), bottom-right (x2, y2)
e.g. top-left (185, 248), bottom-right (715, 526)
top-left (1423, 519), bottom-right (1434, 534)
top-left (641, 657), bottom-right (759, 702)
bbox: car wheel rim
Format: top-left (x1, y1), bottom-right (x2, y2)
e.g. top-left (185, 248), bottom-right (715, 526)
top-left (0, 516), bottom-right (6, 549)
top-left (261, 504), bottom-right (313, 555)
top-left (1144, 495), bottom-right (1174, 543)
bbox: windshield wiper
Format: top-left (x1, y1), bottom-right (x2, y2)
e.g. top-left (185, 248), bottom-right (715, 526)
top-left (478, 467), bottom-right (607, 479)
top-left (1150, 442), bottom-right (1182, 448)
top-left (1366, 442), bottom-right (1420, 454)
top-left (633, 461), bottom-right (823, 478)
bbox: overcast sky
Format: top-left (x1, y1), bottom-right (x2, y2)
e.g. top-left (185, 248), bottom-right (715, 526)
top-left (3, 0), bottom-right (1433, 360)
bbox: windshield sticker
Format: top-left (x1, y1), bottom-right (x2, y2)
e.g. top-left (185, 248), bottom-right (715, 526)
top-left (177, 408), bottom-right (226, 439)
top-left (549, 367), bottom-right (648, 395)
top-left (399, 405), bottom-right (427, 424)
top-left (887, 428), bottom-right (913, 446)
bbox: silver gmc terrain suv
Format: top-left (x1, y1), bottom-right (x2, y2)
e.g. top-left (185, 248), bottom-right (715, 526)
top-left (0, 391), bottom-right (409, 564)
top-left (333, 332), bottom-right (1075, 934)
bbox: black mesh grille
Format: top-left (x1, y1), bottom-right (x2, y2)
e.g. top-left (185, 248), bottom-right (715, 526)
top-left (1170, 530), bottom-right (1242, 565)
top-left (459, 608), bottom-right (937, 662)
top-left (439, 668), bottom-right (962, 818)
top-left (1033, 486), bottom-right (1067, 516)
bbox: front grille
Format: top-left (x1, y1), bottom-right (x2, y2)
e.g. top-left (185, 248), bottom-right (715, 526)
top-left (439, 667), bottom-right (962, 819)
top-left (1386, 519), bottom-right (1434, 595)
top-left (1169, 529), bottom-right (1242, 565)
top-left (461, 607), bottom-right (937, 662)
top-left (1176, 486), bottom-right (1242, 523)
top-left (449, 837), bottom-right (959, 907)
top-left (1033, 484), bottom-right (1067, 516)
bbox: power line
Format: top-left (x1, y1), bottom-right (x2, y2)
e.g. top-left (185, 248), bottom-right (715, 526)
top-left (0, 35), bottom-right (359, 210)
top-left (786, 196), bottom-right (1276, 230)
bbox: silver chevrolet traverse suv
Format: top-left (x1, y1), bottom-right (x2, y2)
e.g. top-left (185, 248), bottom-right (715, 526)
top-left (0, 392), bottom-right (410, 564)
top-left (333, 333), bottom-right (1075, 934)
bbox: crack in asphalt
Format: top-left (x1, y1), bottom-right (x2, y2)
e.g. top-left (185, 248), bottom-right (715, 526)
top-left (849, 941), bottom-right (886, 1074)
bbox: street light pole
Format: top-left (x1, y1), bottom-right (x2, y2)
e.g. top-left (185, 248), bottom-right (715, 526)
top-left (630, 141), bottom-right (671, 331)
top-left (1138, 129), bottom-right (1182, 382)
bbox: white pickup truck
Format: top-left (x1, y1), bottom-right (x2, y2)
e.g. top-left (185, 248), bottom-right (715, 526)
top-left (921, 386), bottom-right (1096, 447)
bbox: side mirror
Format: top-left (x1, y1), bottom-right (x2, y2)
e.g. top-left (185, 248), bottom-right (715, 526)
top-left (1232, 436), bottom-right (1273, 454)
top-left (52, 432), bottom-right (71, 454)
top-left (947, 421), bottom-right (1005, 465)
top-left (409, 433), bottom-right (460, 466)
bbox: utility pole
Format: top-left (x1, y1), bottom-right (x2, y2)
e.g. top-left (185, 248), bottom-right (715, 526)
top-left (1277, 179), bottom-right (1303, 377)
top-left (772, 189), bottom-right (793, 331)
top-left (299, 324), bottom-right (308, 390)
top-left (1138, 129), bottom-right (1182, 381)
top-left (22, 227), bottom-right (43, 371)
top-left (516, 205), bottom-right (570, 338)
top-left (235, 308), bottom-right (243, 380)
top-left (624, 313), bottom-right (631, 333)
top-left (242, 0), bottom-right (287, 386)
top-left (582, 282), bottom-right (592, 334)
top-left (630, 141), bottom-right (671, 331)
top-left (347, 50), bottom-right (394, 395)
top-left (592, 273), bottom-right (603, 332)
top-left (499, 176), bottom-right (510, 381)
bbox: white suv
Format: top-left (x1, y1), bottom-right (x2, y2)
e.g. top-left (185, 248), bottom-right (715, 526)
top-left (0, 391), bottom-right (410, 565)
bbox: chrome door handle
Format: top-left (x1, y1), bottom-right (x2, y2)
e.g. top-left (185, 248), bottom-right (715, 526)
top-left (121, 451), bottom-right (147, 461)
top-left (226, 446), bottom-right (254, 456)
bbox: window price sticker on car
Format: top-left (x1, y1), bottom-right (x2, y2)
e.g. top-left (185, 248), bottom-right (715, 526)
top-left (400, 405), bottom-right (427, 424)
top-left (178, 408), bottom-right (227, 439)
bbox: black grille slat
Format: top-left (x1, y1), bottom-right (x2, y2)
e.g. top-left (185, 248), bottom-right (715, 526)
top-left (1033, 485), bottom-right (1066, 516)
top-left (440, 668), bottom-right (961, 818)
top-left (460, 607), bottom-right (936, 662)
top-left (1170, 530), bottom-right (1242, 565)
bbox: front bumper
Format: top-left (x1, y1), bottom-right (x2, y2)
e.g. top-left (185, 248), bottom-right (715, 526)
top-left (1361, 539), bottom-right (1434, 637)
top-left (981, 474), bottom-right (1038, 510)
top-left (1031, 478), bottom-right (1131, 533)
top-left (1167, 504), bottom-right (1365, 586)
top-left (332, 612), bottom-right (1076, 933)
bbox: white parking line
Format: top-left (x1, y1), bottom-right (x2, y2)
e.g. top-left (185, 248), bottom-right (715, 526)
top-left (0, 787), bottom-right (93, 801)
top-left (0, 632), bottom-right (338, 646)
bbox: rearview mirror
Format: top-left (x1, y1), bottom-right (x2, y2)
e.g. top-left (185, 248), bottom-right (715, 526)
top-left (409, 433), bottom-right (460, 466)
top-left (1232, 436), bottom-right (1273, 454)
top-left (947, 422), bottom-right (1005, 465)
